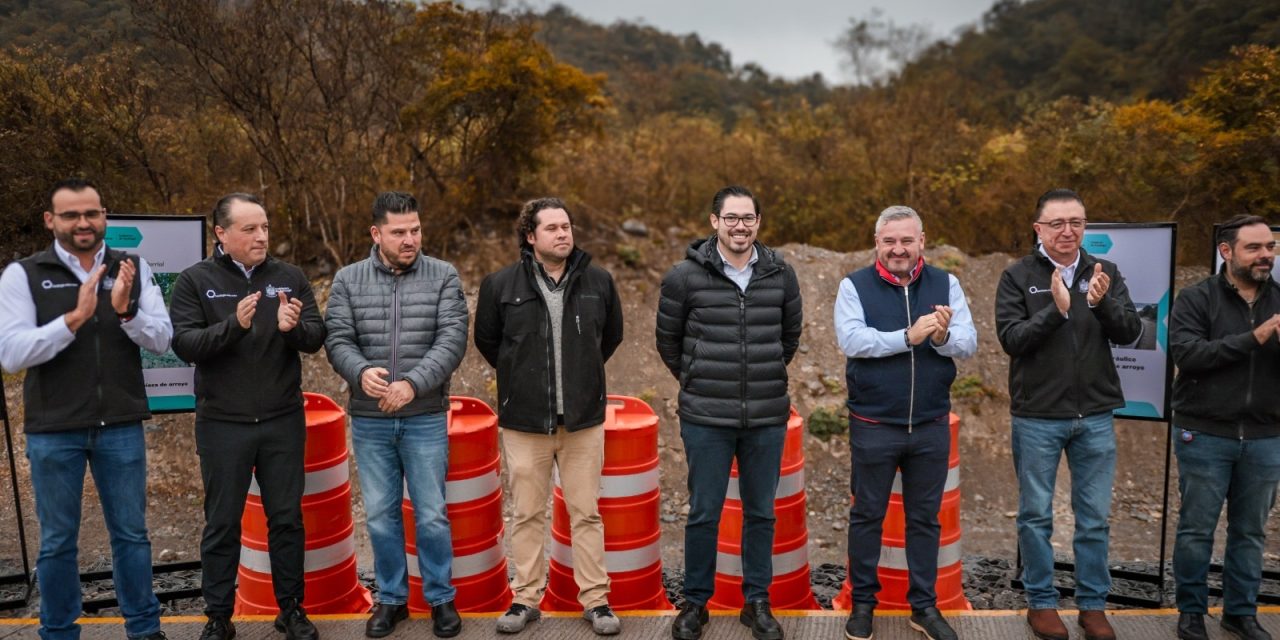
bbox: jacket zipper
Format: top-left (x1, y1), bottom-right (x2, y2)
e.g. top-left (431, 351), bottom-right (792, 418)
top-left (903, 285), bottom-right (915, 433)
top-left (94, 313), bottom-right (106, 426)
top-left (1243, 295), bottom-right (1256, 440)
top-left (390, 276), bottom-right (401, 389)
top-left (246, 272), bottom-right (260, 423)
top-left (739, 290), bottom-right (748, 427)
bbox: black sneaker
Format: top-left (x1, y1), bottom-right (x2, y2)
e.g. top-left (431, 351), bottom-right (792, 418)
top-left (496, 603), bottom-right (540, 634)
top-left (274, 603), bottom-right (320, 640)
top-left (584, 605), bottom-right (621, 635)
top-left (845, 603), bottom-right (874, 640)
top-left (1221, 615), bottom-right (1274, 640)
top-left (431, 600), bottom-right (461, 638)
top-left (909, 607), bottom-right (958, 640)
top-left (200, 617), bottom-right (236, 640)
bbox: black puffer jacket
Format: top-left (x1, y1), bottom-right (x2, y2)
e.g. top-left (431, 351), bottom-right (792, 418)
top-left (1170, 272), bottom-right (1280, 439)
top-left (655, 237), bottom-right (803, 429)
top-left (995, 249), bottom-right (1142, 419)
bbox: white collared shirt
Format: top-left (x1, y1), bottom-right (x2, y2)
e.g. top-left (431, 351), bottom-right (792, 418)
top-left (1038, 245), bottom-right (1080, 286)
top-left (0, 242), bottom-right (173, 373)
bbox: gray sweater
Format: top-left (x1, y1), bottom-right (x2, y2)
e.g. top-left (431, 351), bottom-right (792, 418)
top-left (324, 247), bottom-right (469, 417)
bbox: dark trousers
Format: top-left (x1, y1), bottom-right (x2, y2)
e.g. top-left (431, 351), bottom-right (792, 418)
top-left (847, 414), bottom-right (950, 609)
top-left (195, 410), bottom-right (306, 616)
top-left (679, 420), bottom-right (786, 606)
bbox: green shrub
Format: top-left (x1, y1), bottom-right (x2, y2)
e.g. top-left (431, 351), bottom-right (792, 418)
top-left (807, 405), bottom-right (847, 440)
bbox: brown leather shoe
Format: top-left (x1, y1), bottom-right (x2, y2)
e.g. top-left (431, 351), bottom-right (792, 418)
top-left (1027, 609), bottom-right (1069, 640)
top-left (1077, 610), bottom-right (1116, 640)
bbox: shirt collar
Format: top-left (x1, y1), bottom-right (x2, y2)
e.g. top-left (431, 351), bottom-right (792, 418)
top-left (717, 245), bottom-right (758, 272)
top-left (53, 241), bottom-right (105, 273)
top-left (1038, 244), bottom-right (1080, 272)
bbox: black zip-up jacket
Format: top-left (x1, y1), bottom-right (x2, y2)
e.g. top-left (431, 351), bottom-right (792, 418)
top-left (655, 237), bottom-right (803, 429)
top-left (474, 248), bottom-right (624, 433)
top-left (1170, 272), bottom-right (1280, 439)
top-left (995, 248), bottom-right (1142, 418)
top-left (170, 250), bottom-right (326, 423)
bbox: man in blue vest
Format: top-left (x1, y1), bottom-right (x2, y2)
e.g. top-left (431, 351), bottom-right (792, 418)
top-left (835, 206), bottom-right (976, 640)
top-left (0, 178), bottom-right (172, 640)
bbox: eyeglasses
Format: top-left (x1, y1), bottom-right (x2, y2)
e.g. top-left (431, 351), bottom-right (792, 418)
top-left (717, 214), bottom-right (759, 227)
top-left (54, 209), bottom-right (106, 222)
top-left (1036, 217), bottom-right (1086, 232)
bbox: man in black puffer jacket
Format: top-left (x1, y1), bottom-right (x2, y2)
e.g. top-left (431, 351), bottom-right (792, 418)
top-left (656, 185), bottom-right (803, 640)
top-left (1169, 215), bottom-right (1280, 640)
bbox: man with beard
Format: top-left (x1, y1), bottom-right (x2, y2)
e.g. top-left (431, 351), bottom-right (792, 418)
top-left (995, 189), bottom-right (1141, 640)
top-left (474, 197), bottom-right (624, 636)
top-left (170, 193), bottom-right (326, 640)
top-left (325, 192), bottom-right (468, 638)
top-left (0, 178), bottom-right (171, 640)
top-left (1169, 215), bottom-right (1280, 640)
top-left (657, 185), bottom-right (803, 640)
top-left (835, 206), bottom-right (976, 640)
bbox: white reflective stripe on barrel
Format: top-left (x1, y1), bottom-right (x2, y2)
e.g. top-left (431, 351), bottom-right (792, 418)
top-left (878, 539), bottom-right (962, 571)
top-left (549, 537), bottom-right (661, 573)
top-left (239, 533), bottom-right (355, 574)
top-left (715, 544), bottom-right (809, 578)
top-left (445, 470), bottom-right (501, 504)
top-left (727, 467), bottom-right (804, 502)
top-left (249, 462), bottom-right (348, 497)
top-left (552, 466), bottom-right (659, 499)
top-left (405, 541), bottom-right (504, 580)
top-left (890, 465), bottom-right (960, 495)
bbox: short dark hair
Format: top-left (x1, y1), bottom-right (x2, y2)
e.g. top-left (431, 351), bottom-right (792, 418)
top-left (372, 191), bottom-right (419, 225)
top-left (1217, 214), bottom-right (1270, 247)
top-left (47, 177), bottom-right (99, 211)
top-left (516, 197), bottom-right (570, 250)
top-left (1035, 188), bottom-right (1084, 220)
top-left (212, 192), bottom-right (264, 229)
top-left (712, 185), bottom-right (760, 217)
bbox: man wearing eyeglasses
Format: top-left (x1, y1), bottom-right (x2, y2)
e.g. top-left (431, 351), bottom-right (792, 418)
top-left (657, 185), bottom-right (803, 640)
top-left (0, 178), bottom-right (171, 640)
top-left (1169, 215), bottom-right (1280, 640)
top-left (995, 189), bottom-right (1141, 640)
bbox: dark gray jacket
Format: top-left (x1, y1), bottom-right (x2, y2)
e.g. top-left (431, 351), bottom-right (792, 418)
top-left (655, 237), bottom-right (803, 428)
top-left (324, 247), bottom-right (469, 417)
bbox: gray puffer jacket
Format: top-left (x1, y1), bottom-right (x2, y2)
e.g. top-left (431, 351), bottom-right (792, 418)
top-left (324, 247), bottom-right (469, 417)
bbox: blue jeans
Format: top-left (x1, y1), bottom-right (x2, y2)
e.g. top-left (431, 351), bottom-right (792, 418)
top-left (26, 424), bottom-right (160, 640)
top-left (351, 413), bottom-right (455, 606)
top-left (680, 420), bottom-right (786, 606)
top-left (1173, 429), bottom-right (1280, 615)
top-left (1011, 413), bottom-right (1116, 610)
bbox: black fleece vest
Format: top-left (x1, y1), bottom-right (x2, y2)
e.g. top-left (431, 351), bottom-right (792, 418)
top-left (845, 264), bottom-right (957, 425)
top-left (19, 245), bottom-right (149, 433)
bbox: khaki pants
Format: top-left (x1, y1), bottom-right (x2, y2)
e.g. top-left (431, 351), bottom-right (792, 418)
top-left (501, 426), bottom-right (610, 610)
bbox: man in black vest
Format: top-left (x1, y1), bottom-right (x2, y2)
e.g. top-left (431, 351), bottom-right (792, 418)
top-left (835, 206), bottom-right (976, 640)
top-left (0, 178), bottom-right (172, 640)
top-left (170, 193), bottom-right (326, 640)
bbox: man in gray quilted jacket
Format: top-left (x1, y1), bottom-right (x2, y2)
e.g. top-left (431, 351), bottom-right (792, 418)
top-left (324, 192), bottom-right (469, 639)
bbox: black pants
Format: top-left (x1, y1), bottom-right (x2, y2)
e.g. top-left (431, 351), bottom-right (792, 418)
top-left (847, 414), bottom-right (950, 609)
top-left (195, 410), bottom-right (306, 616)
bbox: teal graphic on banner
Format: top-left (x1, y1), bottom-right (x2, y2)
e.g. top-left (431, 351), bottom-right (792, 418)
top-left (1083, 234), bottom-right (1113, 255)
top-left (104, 226), bottom-right (144, 249)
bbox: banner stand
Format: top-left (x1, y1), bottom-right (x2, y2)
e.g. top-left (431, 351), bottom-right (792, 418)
top-left (0, 382), bottom-right (34, 611)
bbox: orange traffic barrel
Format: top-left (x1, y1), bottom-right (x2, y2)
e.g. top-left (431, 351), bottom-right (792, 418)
top-left (834, 412), bottom-right (970, 611)
top-left (236, 393), bottom-right (372, 615)
top-left (406, 396), bottom-right (512, 614)
top-left (710, 406), bottom-right (820, 611)
top-left (541, 395), bottom-right (674, 612)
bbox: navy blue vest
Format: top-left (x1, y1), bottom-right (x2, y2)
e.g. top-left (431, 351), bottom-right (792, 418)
top-left (845, 264), bottom-right (957, 425)
top-left (19, 245), bottom-right (149, 433)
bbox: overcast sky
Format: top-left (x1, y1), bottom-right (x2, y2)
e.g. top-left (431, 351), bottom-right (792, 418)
top-left (462, 0), bottom-right (997, 82)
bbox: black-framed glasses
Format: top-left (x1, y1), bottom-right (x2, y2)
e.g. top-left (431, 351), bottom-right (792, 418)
top-left (717, 213), bottom-right (759, 227)
top-left (54, 209), bottom-right (106, 222)
top-left (1036, 217), bottom-right (1086, 232)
